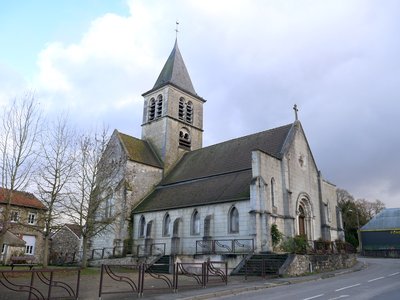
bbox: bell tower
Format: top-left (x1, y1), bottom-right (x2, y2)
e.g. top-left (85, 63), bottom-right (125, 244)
top-left (141, 40), bottom-right (206, 172)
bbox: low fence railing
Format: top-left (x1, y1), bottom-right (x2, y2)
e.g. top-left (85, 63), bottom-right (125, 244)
top-left (196, 239), bottom-right (254, 254)
top-left (136, 243), bottom-right (166, 257)
top-left (98, 260), bottom-right (228, 298)
top-left (313, 240), bottom-right (356, 254)
top-left (0, 268), bottom-right (81, 300)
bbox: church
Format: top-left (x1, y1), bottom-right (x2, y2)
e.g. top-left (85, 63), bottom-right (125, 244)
top-left (91, 40), bottom-right (344, 258)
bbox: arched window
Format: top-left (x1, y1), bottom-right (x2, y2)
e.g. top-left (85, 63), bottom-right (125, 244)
top-left (173, 218), bottom-right (181, 237)
top-left (271, 178), bottom-right (275, 207)
top-left (204, 215), bottom-right (212, 237)
top-left (191, 210), bottom-right (200, 235)
top-left (104, 189), bottom-right (114, 219)
top-left (229, 207), bottom-right (239, 233)
top-left (139, 216), bottom-right (146, 238)
top-left (163, 213), bottom-right (171, 236)
top-left (156, 94), bottom-right (163, 118)
top-left (186, 101), bottom-right (193, 124)
top-left (146, 220), bottom-right (153, 238)
top-left (179, 127), bottom-right (191, 148)
top-left (148, 98), bottom-right (156, 121)
top-left (178, 98), bottom-right (185, 120)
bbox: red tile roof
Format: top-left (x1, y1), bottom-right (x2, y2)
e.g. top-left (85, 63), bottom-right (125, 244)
top-left (0, 188), bottom-right (47, 210)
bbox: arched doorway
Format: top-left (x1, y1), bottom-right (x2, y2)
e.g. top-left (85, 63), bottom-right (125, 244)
top-left (296, 195), bottom-right (314, 241)
top-left (298, 205), bottom-right (306, 236)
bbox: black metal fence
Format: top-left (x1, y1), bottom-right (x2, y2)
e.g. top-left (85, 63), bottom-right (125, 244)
top-left (0, 268), bottom-right (81, 300)
top-left (313, 240), bottom-right (356, 254)
top-left (136, 243), bottom-right (166, 257)
top-left (98, 260), bottom-right (228, 298)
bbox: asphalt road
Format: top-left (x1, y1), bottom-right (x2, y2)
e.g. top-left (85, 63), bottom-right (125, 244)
top-left (219, 257), bottom-right (400, 300)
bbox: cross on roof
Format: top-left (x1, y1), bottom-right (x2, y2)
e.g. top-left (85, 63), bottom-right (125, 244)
top-left (175, 21), bottom-right (179, 38)
top-left (293, 104), bottom-right (299, 121)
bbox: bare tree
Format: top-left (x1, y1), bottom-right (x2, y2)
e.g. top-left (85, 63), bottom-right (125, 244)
top-left (337, 189), bottom-right (386, 248)
top-left (64, 128), bottom-right (115, 267)
top-left (35, 115), bottom-right (76, 267)
top-left (0, 93), bottom-right (41, 262)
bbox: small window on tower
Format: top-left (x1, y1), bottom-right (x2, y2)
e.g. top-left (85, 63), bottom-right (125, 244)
top-left (178, 98), bottom-right (185, 120)
top-left (186, 101), bottom-right (193, 124)
top-left (179, 128), bottom-right (191, 149)
top-left (156, 95), bottom-right (163, 118)
top-left (148, 98), bottom-right (156, 121)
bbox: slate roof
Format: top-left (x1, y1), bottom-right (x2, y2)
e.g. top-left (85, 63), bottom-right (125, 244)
top-left (65, 223), bottom-right (82, 238)
top-left (361, 208), bottom-right (400, 231)
top-left (3, 231), bottom-right (26, 246)
top-left (118, 131), bottom-right (163, 169)
top-left (0, 188), bottom-right (46, 210)
top-left (134, 123), bottom-right (294, 213)
top-left (143, 40), bottom-right (200, 98)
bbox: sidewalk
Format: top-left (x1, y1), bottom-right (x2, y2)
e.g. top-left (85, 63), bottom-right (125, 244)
top-left (139, 260), bottom-right (367, 300)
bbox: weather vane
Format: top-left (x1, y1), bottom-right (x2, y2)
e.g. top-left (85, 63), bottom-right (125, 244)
top-left (293, 104), bottom-right (299, 121)
top-left (175, 21), bottom-right (179, 38)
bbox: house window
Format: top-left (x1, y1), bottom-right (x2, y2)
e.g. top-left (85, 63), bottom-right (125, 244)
top-left (191, 210), bottom-right (200, 235)
top-left (10, 211), bottom-right (19, 223)
top-left (228, 207), bottom-right (239, 234)
top-left (156, 94), bottom-right (163, 118)
top-left (163, 213), bottom-right (171, 236)
top-left (22, 235), bottom-right (36, 255)
top-left (179, 128), bottom-right (191, 149)
top-left (1, 243), bottom-right (5, 254)
top-left (28, 213), bottom-right (36, 225)
top-left (148, 98), bottom-right (156, 121)
top-left (139, 216), bottom-right (146, 238)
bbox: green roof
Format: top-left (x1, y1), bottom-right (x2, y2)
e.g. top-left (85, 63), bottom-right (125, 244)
top-left (118, 132), bottom-right (162, 169)
top-left (361, 208), bottom-right (400, 231)
top-left (133, 123), bottom-right (294, 213)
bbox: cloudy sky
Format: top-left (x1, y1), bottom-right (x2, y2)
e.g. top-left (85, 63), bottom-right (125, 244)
top-left (1, 0), bottom-right (399, 207)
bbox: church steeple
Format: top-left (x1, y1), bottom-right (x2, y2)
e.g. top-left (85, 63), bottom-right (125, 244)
top-left (149, 39), bottom-right (197, 96)
top-left (141, 40), bottom-right (206, 173)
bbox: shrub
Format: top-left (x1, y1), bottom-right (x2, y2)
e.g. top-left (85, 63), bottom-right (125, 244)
top-left (271, 224), bottom-right (283, 247)
top-left (280, 235), bottom-right (309, 254)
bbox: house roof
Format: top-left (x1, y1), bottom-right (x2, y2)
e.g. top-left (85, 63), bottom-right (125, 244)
top-left (361, 208), bottom-right (400, 231)
top-left (133, 123), bottom-right (294, 213)
top-left (0, 188), bottom-right (46, 210)
top-left (3, 231), bottom-right (26, 247)
top-left (117, 131), bottom-right (163, 169)
top-left (65, 223), bottom-right (82, 238)
top-left (143, 40), bottom-right (202, 99)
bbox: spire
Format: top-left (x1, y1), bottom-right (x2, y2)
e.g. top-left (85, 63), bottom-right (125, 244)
top-left (150, 40), bottom-right (197, 95)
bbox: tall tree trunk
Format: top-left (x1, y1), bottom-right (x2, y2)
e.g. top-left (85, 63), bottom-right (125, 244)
top-left (43, 235), bottom-right (50, 268)
top-left (81, 236), bottom-right (88, 268)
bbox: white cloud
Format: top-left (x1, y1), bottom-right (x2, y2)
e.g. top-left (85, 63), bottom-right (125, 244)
top-left (25, 0), bottom-right (400, 207)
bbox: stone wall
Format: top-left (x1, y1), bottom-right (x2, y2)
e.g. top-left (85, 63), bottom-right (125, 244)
top-left (279, 253), bottom-right (357, 276)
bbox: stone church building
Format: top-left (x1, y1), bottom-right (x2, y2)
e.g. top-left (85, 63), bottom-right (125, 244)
top-left (91, 40), bottom-right (344, 256)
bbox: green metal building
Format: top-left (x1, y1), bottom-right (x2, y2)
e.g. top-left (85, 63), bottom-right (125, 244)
top-left (360, 208), bottom-right (400, 258)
